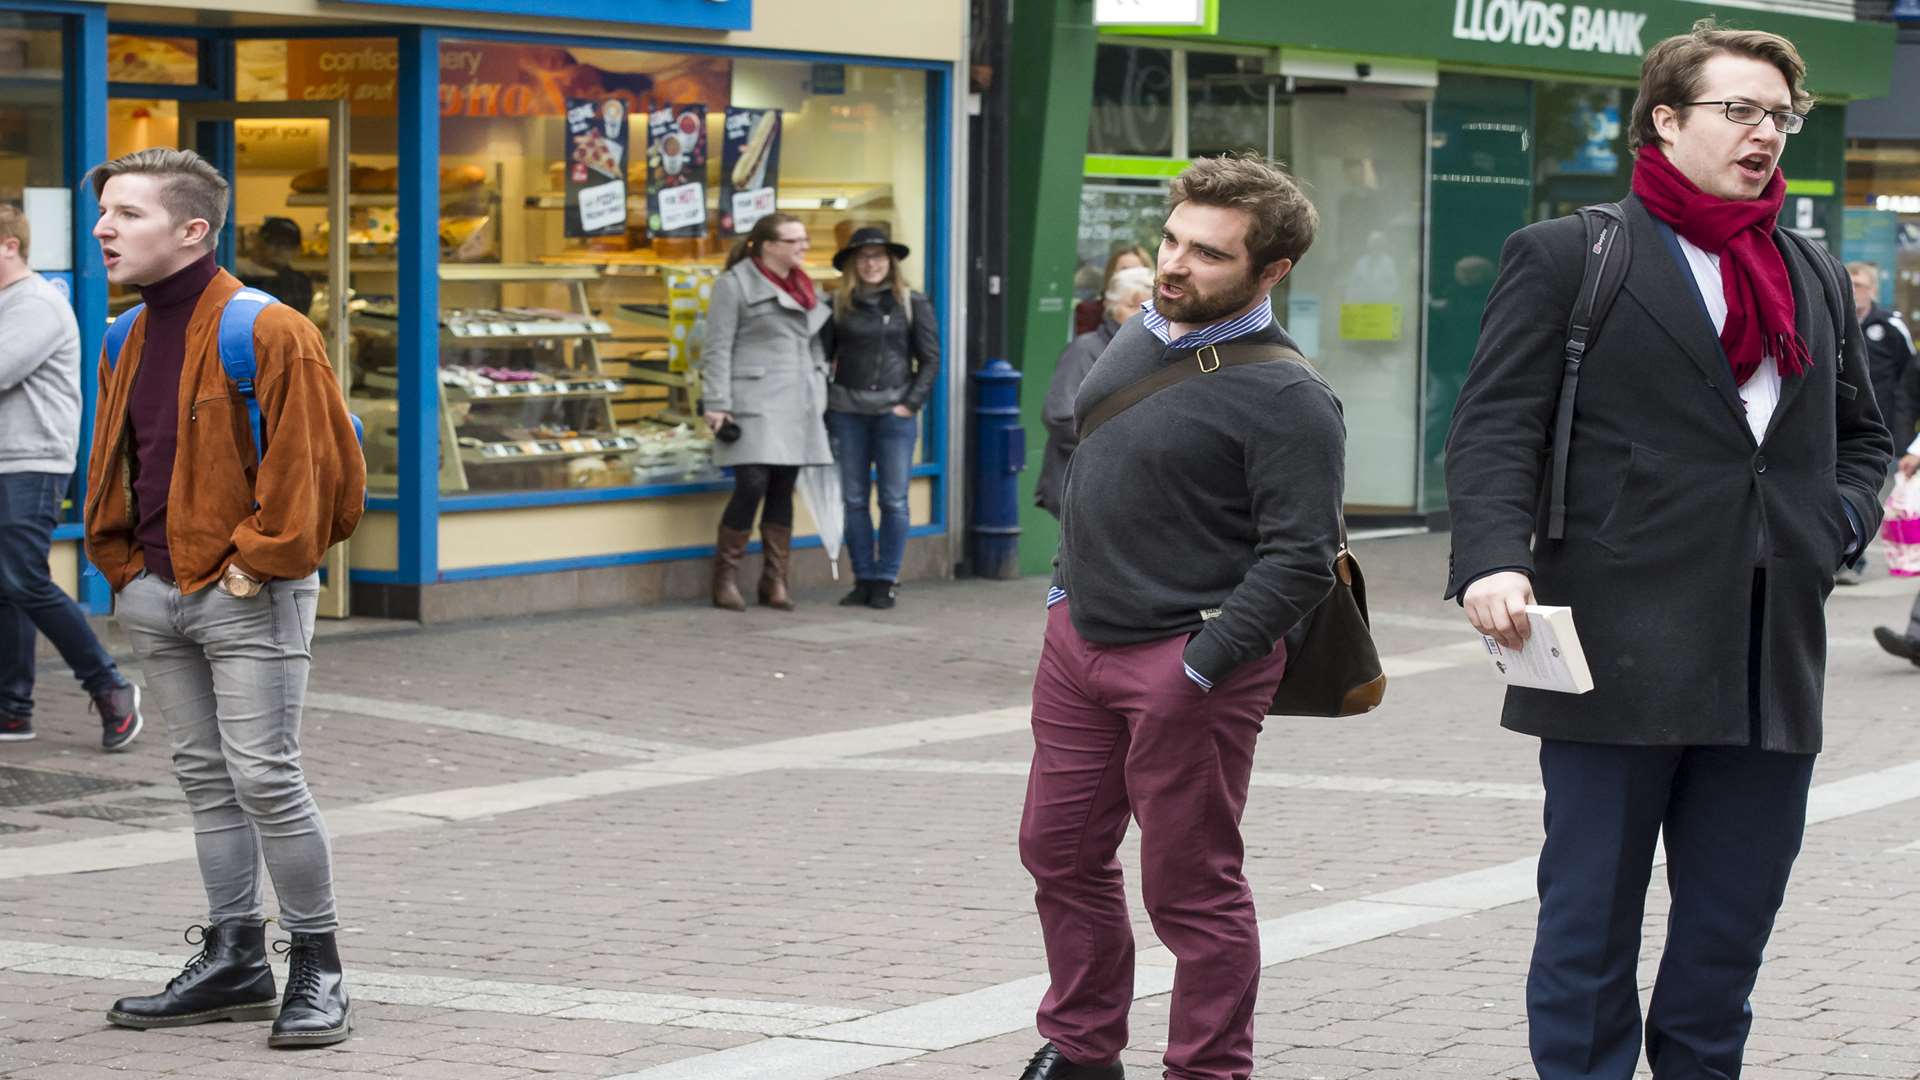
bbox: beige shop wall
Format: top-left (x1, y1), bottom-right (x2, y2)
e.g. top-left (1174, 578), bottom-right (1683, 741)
top-left (105, 1), bottom-right (966, 64)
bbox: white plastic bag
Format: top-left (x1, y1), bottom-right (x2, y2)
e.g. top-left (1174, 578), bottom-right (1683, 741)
top-left (1882, 473), bottom-right (1920, 577)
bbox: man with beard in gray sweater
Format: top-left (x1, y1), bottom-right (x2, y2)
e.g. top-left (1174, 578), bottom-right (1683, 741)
top-left (0, 205), bottom-right (142, 749)
top-left (1017, 155), bottom-right (1346, 1080)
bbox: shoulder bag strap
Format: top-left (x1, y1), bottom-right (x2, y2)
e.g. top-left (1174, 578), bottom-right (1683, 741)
top-left (1078, 341), bottom-right (1305, 442)
top-left (1548, 202), bottom-right (1629, 541)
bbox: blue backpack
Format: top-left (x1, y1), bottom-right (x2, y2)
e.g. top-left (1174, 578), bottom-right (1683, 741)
top-left (102, 286), bottom-right (363, 467)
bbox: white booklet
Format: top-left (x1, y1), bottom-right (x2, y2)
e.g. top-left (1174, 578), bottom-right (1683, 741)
top-left (1481, 605), bottom-right (1594, 694)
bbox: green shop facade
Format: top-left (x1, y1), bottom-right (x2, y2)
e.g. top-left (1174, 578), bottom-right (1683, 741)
top-left (1005, 0), bottom-right (1895, 575)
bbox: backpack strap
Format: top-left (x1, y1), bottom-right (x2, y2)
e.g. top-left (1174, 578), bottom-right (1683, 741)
top-left (102, 304), bottom-right (146, 372)
top-left (1547, 202), bottom-right (1630, 541)
top-left (1078, 341), bottom-right (1306, 442)
top-left (1778, 227), bottom-right (1849, 378)
top-left (218, 287), bottom-right (277, 466)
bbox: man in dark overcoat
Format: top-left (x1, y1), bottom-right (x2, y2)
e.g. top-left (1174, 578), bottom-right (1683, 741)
top-left (1444, 20), bottom-right (1892, 1080)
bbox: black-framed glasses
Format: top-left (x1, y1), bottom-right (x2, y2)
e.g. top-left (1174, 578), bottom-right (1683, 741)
top-left (1680, 100), bottom-right (1806, 134)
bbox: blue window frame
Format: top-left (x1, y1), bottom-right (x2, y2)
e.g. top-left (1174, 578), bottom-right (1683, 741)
top-left (48, 8), bottom-right (954, 594)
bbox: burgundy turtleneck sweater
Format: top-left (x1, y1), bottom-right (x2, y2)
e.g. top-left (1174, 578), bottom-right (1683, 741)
top-left (128, 252), bottom-right (220, 583)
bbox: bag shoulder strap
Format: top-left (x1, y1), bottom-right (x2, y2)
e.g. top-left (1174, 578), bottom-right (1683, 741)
top-left (1778, 228), bottom-right (1849, 377)
top-left (1547, 202), bottom-right (1630, 541)
top-left (1078, 341), bottom-right (1306, 442)
top-left (102, 304), bottom-right (147, 372)
top-left (218, 287), bottom-right (277, 466)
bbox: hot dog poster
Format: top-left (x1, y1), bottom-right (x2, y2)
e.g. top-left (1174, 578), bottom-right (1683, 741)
top-left (647, 104), bottom-right (709, 238)
top-left (565, 97), bottom-right (631, 237)
top-left (719, 108), bottom-right (782, 237)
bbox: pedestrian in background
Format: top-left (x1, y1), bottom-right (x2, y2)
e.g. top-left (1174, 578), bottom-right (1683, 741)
top-left (0, 204), bottom-right (144, 750)
top-left (701, 212), bottom-right (832, 613)
top-left (1446, 22), bottom-right (1890, 1079)
top-left (1034, 264), bottom-right (1154, 518)
top-left (1852, 261), bottom-right (1914, 450)
top-left (1836, 261), bottom-right (1913, 584)
top-left (824, 226), bottom-right (939, 610)
top-left (1019, 154), bottom-right (1343, 1080)
top-left (85, 148), bottom-right (366, 1048)
top-left (1071, 244), bottom-right (1150, 337)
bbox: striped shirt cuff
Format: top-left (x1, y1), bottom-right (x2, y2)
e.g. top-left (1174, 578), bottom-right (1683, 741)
top-left (1046, 587), bottom-right (1067, 608)
top-left (1183, 663), bottom-right (1214, 691)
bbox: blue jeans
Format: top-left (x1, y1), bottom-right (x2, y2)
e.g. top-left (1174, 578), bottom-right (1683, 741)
top-left (0, 472), bottom-right (123, 718)
top-left (826, 410), bottom-right (916, 583)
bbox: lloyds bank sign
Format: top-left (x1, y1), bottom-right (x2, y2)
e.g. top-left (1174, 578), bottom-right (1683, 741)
top-left (1451, 0), bottom-right (1649, 57)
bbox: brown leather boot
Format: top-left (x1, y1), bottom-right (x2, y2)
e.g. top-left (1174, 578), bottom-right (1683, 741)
top-left (757, 524), bottom-right (796, 611)
top-left (712, 526), bottom-right (750, 611)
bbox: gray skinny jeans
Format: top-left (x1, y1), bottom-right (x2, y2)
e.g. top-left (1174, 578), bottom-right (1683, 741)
top-left (116, 571), bottom-right (337, 932)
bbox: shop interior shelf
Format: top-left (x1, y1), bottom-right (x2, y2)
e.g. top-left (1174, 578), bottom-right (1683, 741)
top-left (439, 263), bottom-right (604, 283)
top-left (460, 435), bottom-right (643, 464)
top-left (289, 189), bottom-right (491, 208)
top-left (448, 379), bottom-right (625, 401)
top-left (521, 179), bottom-right (892, 214)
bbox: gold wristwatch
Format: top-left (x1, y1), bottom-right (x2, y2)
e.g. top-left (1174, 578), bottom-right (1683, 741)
top-left (221, 564), bottom-right (264, 599)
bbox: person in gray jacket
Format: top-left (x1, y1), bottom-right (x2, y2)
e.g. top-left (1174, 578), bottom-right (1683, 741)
top-left (823, 226), bottom-right (939, 610)
top-left (701, 213), bottom-right (832, 612)
top-left (1033, 265), bottom-right (1154, 518)
top-left (0, 204), bottom-right (143, 750)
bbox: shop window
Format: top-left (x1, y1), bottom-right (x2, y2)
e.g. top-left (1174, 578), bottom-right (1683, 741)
top-left (1088, 45), bottom-right (1173, 159)
top-left (1187, 51), bottom-right (1270, 160)
top-left (1532, 81), bottom-right (1633, 222)
top-left (353, 42), bottom-right (934, 495)
top-left (1846, 138), bottom-right (1920, 325)
top-left (106, 35), bottom-right (199, 86)
top-left (0, 15), bottom-right (64, 192)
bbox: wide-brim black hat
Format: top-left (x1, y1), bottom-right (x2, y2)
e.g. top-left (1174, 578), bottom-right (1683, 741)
top-left (832, 226), bottom-right (911, 272)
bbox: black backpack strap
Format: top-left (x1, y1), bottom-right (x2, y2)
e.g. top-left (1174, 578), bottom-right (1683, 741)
top-left (1077, 342), bottom-right (1305, 442)
top-left (1778, 227), bottom-right (1849, 378)
top-left (1547, 202), bottom-right (1630, 541)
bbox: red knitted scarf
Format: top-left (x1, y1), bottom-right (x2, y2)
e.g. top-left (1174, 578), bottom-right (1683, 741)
top-left (1630, 146), bottom-right (1808, 384)
top-left (753, 257), bottom-right (817, 311)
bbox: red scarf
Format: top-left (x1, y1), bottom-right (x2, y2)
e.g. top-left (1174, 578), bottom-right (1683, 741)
top-left (753, 257), bottom-right (817, 311)
top-left (1630, 146), bottom-right (1808, 384)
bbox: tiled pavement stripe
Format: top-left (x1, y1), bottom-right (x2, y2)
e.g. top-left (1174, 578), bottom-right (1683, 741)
top-left (305, 692), bottom-right (704, 761)
top-left (0, 939), bottom-right (870, 1037)
top-left (817, 757), bottom-right (1547, 800)
top-left (0, 806), bottom-right (431, 881)
top-left (0, 638), bottom-right (1502, 880)
top-left (608, 756), bottom-right (1920, 1079)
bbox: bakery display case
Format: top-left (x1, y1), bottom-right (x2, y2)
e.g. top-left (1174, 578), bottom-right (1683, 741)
top-left (349, 264), bottom-right (722, 493)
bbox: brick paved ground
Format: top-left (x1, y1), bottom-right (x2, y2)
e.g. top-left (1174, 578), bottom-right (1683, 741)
top-left (1, 531), bottom-right (1916, 1078)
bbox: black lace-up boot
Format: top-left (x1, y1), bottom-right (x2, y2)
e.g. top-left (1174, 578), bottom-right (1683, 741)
top-left (1018, 1042), bottom-right (1124, 1079)
top-left (107, 923), bottom-right (278, 1029)
top-left (268, 931), bottom-right (351, 1048)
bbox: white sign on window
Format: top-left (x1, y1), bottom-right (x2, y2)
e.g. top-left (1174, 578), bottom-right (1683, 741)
top-left (732, 188), bottom-right (777, 233)
top-left (658, 182), bottom-right (708, 232)
top-left (577, 179), bottom-right (628, 234)
top-left (23, 188), bottom-right (70, 272)
top-left (1094, 0), bottom-right (1207, 26)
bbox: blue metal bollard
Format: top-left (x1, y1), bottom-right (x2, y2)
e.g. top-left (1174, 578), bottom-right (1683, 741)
top-left (970, 359), bottom-right (1026, 579)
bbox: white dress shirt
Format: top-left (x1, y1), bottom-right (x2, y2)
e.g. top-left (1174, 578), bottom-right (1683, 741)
top-left (1673, 233), bottom-right (1778, 444)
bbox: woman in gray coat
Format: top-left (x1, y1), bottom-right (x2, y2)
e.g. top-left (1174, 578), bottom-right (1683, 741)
top-left (701, 213), bottom-right (832, 612)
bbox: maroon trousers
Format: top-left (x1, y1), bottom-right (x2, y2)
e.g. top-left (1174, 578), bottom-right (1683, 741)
top-left (1019, 602), bottom-right (1287, 1080)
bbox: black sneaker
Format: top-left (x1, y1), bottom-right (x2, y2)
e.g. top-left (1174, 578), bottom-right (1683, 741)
top-left (839, 580), bottom-right (875, 607)
top-left (93, 683), bottom-right (143, 752)
top-left (867, 582), bottom-right (898, 610)
top-left (0, 712), bottom-right (33, 742)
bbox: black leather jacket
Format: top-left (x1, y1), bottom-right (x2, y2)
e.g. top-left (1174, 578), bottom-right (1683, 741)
top-left (826, 287), bottom-right (940, 415)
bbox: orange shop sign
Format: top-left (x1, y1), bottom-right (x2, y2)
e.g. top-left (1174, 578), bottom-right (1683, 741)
top-left (283, 41), bottom-right (731, 120)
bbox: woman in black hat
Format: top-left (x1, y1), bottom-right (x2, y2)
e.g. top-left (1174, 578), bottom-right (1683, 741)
top-left (825, 226), bottom-right (940, 609)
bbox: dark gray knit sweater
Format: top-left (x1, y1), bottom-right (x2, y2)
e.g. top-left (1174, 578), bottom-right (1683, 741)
top-left (1052, 313), bottom-right (1346, 687)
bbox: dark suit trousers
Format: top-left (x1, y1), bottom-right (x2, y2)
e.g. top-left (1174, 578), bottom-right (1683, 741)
top-left (1019, 601), bottom-right (1286, 1080)
top-left (1529, 735), bottom-right (1815, 1079)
